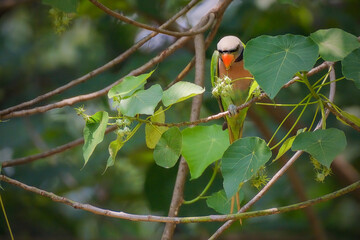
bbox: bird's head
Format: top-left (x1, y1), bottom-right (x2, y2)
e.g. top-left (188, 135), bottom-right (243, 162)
top-left (217, 36), bottom-right (244, 70)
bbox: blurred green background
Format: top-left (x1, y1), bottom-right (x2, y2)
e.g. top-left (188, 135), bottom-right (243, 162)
top-left (0, 0), bottom-right (360, 239)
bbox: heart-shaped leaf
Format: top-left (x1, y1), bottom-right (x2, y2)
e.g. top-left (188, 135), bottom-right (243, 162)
top-left (162, 81), bottom-right (205, 107)
top-left (221, 137), bottom-right (272, 198)
top-left (83, 111), bottom-right (109, 166)
top-left (145, 107), bottom-right (168, 149)
top-left (292, 128), bottom-right (347, 168)
top-left (342, 48), bottom-right (360, 89)
top-left (310, 28), bottom-right (360, 62)
top-left (118, 84), bottom-right (163, 117)
top-left (244, 34), bottom-right (318, 98)
top-left (154, 127), bottom-right (182, 168)
top-left (182, 125), bottom-right (230, 179)
top-left (108, 70), bottom-right (155, 99)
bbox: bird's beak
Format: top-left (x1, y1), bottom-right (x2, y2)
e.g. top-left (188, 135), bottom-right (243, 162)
top-left (221, 53), bottom-right (235, 70)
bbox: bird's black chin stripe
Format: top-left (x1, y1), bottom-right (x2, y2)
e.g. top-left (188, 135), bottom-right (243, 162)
top-left (235, 50), bottom-right (243, 62)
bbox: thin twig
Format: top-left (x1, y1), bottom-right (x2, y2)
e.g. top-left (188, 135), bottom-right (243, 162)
top-left (1, 125), bottom-right (117, 168)
top-left (0, 174), bottom-right (358, 223)
top-left (210, 63), bottom-right (337, 239)
top-left (0, 0), bottom-right (201, 117)
top-left (89, 0), bottom-right (215, 37)
top-left (283, 62), bottom-right (331, 88)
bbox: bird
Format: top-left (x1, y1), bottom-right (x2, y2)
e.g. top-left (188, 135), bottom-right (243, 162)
top-left (211, 35), bottom-right (254, 215)
top-left (211, 35), bottom-right (253, 143)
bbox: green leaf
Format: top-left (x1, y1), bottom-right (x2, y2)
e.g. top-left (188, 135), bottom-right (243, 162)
top-left (105, 137), bottom-right (123, 173)
top-left (82, 111), bottom-right (109, 166)
top-left (182, 125), bottom-right (230, 179)
top-left (153, 127), bottom-right (182, 168)
top-left (274, 136), bottom-right (296, 161)
top-left (108, 70), bottom-right (155, 99)
top-left (162, 82), bottom-right (204, 107)
top-left (310, 28), bottom-right (360, 62)
top-left (274, 128), bottom-right (306, 161)
top-left (145, 107), bottom-right (168, 149)
top-left (210, 50), bottom-right (220, 88)
top-left (221, 137), bottom-right (272, 198)
top-left (244, 34), bottom-right (318, 98)
top-left (118, 84), bottom-right (163, 117)
top-left (292, 128), bottom-right (347, 168)
top-left (109, 137), bottom-right (124, 162)
top-left (206, 190), bottom-right (244, 214)
top-left (42, 0), bottom-right (78, 13)
top-left (342, 48), bottom-right (360, 89)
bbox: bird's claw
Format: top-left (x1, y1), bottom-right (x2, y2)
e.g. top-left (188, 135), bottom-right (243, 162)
top-left (228, 104), bottom-right (237, 117)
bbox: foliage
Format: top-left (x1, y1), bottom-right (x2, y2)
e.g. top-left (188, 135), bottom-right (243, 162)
top-left (1, 0), bottom-right (360, 239)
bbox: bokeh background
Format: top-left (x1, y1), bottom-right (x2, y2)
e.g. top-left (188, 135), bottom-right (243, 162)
top-left (1, 0), bottom-right (360, 239)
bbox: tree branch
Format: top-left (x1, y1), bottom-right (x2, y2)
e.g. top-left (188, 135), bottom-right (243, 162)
top-left (1, 125), bottom-right (117, 168)
top-left (0, 32), bottom-right (193, 120)
top-left (0, 0), bottom-right (202, 117)
top-left (89, 0), bottom-right (215, 37)
top-left (0, 174), bottom-right (358, 223)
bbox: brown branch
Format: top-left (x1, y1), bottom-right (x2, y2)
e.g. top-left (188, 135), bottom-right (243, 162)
top-left (0, 0), bottom-right (201, 117)
top-left (0, 174), bottom-right (359, 223)
top-left (325, 104), bottom-right (360, 132)
top-left (89, 0), bottom-right (215, 37)
top-left (283, 62), bottom-right (331, 88)
top-left (0, 33), bottom-right (192, 120)
top-left (1, 125), bottom-right (117, 168)
top-left (332, 155), bottom-right (360, 202)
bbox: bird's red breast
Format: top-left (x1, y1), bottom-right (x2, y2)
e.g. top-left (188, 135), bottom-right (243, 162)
top-left (218, 58), bottom-right (252, 91)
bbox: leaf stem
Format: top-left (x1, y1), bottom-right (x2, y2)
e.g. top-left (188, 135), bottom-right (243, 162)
top-left (123, 123), bottom-right (142, 144)
top-left (270, 95), bottom-right (312, 150)
top-left (256, 101), bottom-right (318, 107)
top-left (309, 104), bottom-right (320, 131)
top-left (267, 94), bottom-right (311, 147)
top-left (183, 161), bottom-right (220, 205)
top-left (301, 72), bottom-right (319, 99)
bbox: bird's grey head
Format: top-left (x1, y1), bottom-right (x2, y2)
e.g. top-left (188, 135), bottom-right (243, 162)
top-left (217, 36), bottom-right (244, 59)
